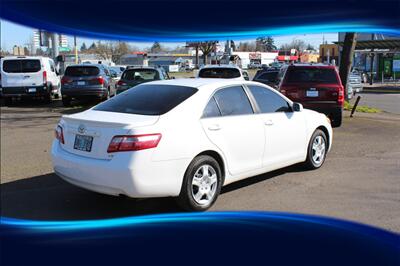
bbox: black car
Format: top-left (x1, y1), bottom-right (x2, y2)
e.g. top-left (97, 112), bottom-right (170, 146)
top-left (253, 69), bottom-right (280, 88)
top-left (61, 64), bottom-right (113, 106)
top-left (115, 66), bottom-right (169, 94)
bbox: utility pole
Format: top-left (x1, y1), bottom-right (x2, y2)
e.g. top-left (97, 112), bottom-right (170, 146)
top-left (339, 32), bottom-right (357, 101)
top-left (51, 33), bottom-right (59, 59)
top-left (74, 36), bottom-right (78, 64)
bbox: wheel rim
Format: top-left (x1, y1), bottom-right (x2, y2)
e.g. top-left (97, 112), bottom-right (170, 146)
top-left (312, 135), bottom-right (326, 165)
top-left (191, 164), bottom-right (218, 206)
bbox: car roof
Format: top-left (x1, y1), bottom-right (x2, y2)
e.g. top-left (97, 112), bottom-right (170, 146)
top-left (143, 78), bottom-right (260, 90)
top-left (66, 64), bottom-right (102, 68)
top-left (1, 56), bottom-right (50, 60)
top-left (287, 63), bottom-right (336, 68)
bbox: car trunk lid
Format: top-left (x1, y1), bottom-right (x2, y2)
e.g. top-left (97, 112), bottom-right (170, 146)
top-left (59, 110), bottom-right (159, 160)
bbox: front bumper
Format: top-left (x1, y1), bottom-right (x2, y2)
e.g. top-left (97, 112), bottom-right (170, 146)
top-left (2, 85), bottom-right (50, 97)
top-left (51, 141), bottom-right (188, 198)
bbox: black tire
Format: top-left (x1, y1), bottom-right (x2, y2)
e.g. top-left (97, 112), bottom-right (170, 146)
top-left (177, 155), bottom-right (223, 211)
top-left (331, 110), bottom-right (342, 127)
top-left (303, 129), bottom-right (328, 170)
top-left (62, 97), bottom-right (72, 107)
top-left (44, 93), bottom-right (52, 104)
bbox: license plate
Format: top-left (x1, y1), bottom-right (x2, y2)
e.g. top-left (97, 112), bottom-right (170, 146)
top-left (77, 81), bottom-right (86, 86)
top-left (74, 135), bottom-right (93, 152)
top-left (28, 88), bottom-right (36, 93)
top-left (306, 90), bottom-right (319, 97)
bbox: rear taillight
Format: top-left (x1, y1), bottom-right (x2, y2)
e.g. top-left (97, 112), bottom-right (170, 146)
top-left (337, 86), bottom-right (344, 105)
top-left (107, 134), bottom-right (162, 153)
top-left (96, 76), bottom-right (105, 85)
top-left (55, 125), bottom-right (65, 144)
top-left (61, 76), bottom-right (72, 85)
top-left (43, 71), bottom-right (47, 84)
top-left (117, 80), bottom-right (127, 87)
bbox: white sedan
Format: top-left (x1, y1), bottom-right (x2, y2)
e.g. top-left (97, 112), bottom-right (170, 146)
top-left (52, 79), bottom-right (332, 211)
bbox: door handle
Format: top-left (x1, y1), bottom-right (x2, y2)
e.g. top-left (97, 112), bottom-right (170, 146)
top-left (208, 124), bottom-right (221, 131)
top-left (264, 120), bottom-right (274, 126)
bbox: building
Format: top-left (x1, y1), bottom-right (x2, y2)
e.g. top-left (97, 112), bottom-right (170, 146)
top-left (319, 44), bottom-right (339, 65)
top-left (300, 52), bottom-right (319, 63)
top-left (32, 30), bottom-right (68, 49)
top-left (12, 45), bottom-right (25, 56)
top-left (59, 35), bottom-right (68, 47)
top-left (336, 33), bottom-right (400, 81)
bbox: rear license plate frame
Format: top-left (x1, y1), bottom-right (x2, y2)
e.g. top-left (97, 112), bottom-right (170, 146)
top-left (306, 90), bottom-right (319, 97)
top-left (77, 81), bottom-right (86, 86)
top-left (74, 134), bottom-right (93, 152)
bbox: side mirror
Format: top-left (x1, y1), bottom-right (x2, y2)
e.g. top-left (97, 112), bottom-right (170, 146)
top-left (244, 76), bottom-right (250, 81)
top-left (111, 73), bottom-right (117, 78)
top-left (292, 102), bottom-right (303, 112)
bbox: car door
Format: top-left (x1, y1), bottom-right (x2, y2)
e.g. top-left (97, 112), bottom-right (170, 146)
top-left (246, 84), bottom-right (307, 169)
top-left (200, 85), bottom-right (265, 176)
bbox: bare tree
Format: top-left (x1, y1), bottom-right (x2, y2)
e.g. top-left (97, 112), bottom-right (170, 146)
top-left (339, 33), bottom-right (357, 101)
top-left (93, 41), bottom-right (131, 64)
top-left (280, 39), bottom-right (307, 52)
top-left (199, 41), bottom-right (218, 65)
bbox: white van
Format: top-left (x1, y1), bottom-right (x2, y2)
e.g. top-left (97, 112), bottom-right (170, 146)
top-left (0, 56), bottom-right (61, 104)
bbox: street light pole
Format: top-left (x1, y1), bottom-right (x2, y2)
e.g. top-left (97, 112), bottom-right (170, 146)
top-left (74, 36), bottom-right (78, 64)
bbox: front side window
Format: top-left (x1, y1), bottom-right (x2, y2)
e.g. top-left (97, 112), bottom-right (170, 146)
top-left (248, 85), bottom-right (291, 113)
top-left (213, 86), bottom-right (253, 116)
top-left (94, 84), bottom-right (198, 115)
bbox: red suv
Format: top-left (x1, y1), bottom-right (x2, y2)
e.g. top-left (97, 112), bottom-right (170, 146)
top-left (278, 64), bottom-right (344, 127)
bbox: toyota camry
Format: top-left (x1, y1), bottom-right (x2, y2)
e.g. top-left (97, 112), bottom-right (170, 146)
top-left (52, 79), bottom-right (332, 211)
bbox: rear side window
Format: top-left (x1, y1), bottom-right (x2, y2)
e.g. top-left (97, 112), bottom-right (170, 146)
top-left (3, 59), bottom-right (41, 73)
top-left (202, 97), bottom-right (221, 118)
top-left (65, 66), bottom-right (100, 76)
top-left (199, 68), bottom-right (241, 79)
top-left (94, 84), bottom-right (198, 115)
top-left (248, 85), bottom-right (291, 113)
top-left (122, 69), bottom-right (159, 81)
top-left (285, 67), bottom-right (338, 83)
top-left (213, 86), bottom-right (253, 116)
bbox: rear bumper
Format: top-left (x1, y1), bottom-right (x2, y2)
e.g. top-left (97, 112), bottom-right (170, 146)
top-left (61, 86), bottom-right (107, 98)
top-left (2, 85), bottom-right (50, 97)
top-left (51, 140), bottom-right (189, 198)
top-left (302, 103), bottom-right (342, 117)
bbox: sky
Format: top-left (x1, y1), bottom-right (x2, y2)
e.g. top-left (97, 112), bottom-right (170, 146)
top-left (1, 19), bottom-right (338, 52)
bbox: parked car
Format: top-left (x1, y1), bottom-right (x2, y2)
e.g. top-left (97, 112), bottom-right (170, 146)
top-left (0, 56), bottom-right (61, 105)
top-left (197, 65), bottom-right (249, 80)
top-left (61, 64), bottom-right (113, 106)
top-left (253, 69), bottom-right (280, 88)
top-left (115, 66), bottom-right (169, 94)
top-left (52, 79), bottom-right (332, 211)
top-left (348, 71), bottom-right (363, 93)
top-left (278, 64), bottom-right (344, 127)
top-left (248, 62), bottom-right (262, 69)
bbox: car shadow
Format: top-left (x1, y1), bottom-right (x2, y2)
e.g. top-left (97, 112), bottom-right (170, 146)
top-left (1, 164), bottom-right (310, 221)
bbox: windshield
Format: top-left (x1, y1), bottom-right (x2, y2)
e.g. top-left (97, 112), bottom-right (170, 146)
top-left (3, 59), bottom-right (41, 73)
top-left (65, 66), bottom-right (100, 76)
top-left (94, 84), bottom-right (198, 115)
top-left (199, 68), bottom-right (241, 79)
top-left (122, 69), bottom-right (159, 81)
top-left (285, 67), bottom-right (338, 83)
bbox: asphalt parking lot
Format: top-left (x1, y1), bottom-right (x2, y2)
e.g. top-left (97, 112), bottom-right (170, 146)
top-left (1, 99), bottom-right (399, 232)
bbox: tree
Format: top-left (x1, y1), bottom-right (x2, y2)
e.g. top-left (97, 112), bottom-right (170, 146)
top-left (150, 42), bottom-right (162, 53)
top-left (92, 41), bottom-right (131, 64)
top-left (280, 39), bottom-right (307, 52)
top-left (256, 36), bottom-right (277, 52)
top-left (339, 33), bottom-right (357, 101)
top-left (237, 41), bottom-right (256, 52)
top-left (199, 41), bottom-right (218, 65)
top-left (306, 43), bottom-right (315, 51)
top-left (88, 42), bottom-right (96, 50)
top-left (80, 42), bottom-right (87, 52)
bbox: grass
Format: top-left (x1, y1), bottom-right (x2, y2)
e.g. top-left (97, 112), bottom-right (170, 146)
top-left (343, 101), bottom-right (381, 113)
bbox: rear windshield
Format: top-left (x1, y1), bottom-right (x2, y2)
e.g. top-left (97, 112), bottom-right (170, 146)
top-left (94, 84), bottom-right (198, 115)
top-left (199, 68), bottom-right (241, 79)
top-left (256, 71), bottom-right (278, 81)
top-left (122, 69), bottom-right (158, 81)
top-left (65, 66), bottom-right (100, 76)
top-left (285, 67), bottom-right (338, 83)
top-left (3, 59), bottom-right (41, 73)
